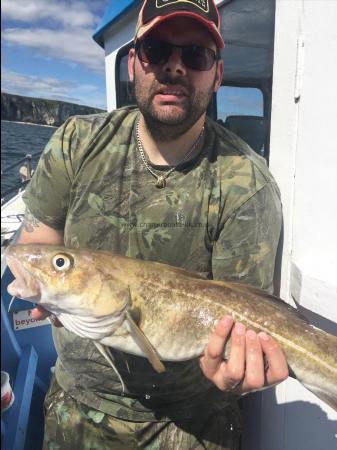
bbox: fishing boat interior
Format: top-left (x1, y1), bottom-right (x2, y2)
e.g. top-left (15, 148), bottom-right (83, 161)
top-left (3, 0), bottom-right (336, 449)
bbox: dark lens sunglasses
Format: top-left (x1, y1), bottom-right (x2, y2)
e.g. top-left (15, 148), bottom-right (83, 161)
top-left (135, 38), bottom-right (219, 71)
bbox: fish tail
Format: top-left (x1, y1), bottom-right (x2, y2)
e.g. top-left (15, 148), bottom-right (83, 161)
top-left (94, 342), bottom-right (126, 393)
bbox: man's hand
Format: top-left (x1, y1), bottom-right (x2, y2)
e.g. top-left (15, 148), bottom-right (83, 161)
top-left (31, 305), bottom-right (63, 327)
top-left (199, 315), bottom-right (289, 394)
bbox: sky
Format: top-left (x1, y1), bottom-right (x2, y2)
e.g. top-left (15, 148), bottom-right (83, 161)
top-left (1, 0), bottom-right (109, 110)
top-left (1, 0), bottom-right (262, 117)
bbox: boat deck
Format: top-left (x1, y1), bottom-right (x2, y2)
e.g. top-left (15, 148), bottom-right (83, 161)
top-left (1, 266), bottom-right (57, 450)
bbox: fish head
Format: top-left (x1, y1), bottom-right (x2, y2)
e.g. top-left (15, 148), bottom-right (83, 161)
top-left (5, 244), bottom-right (131, 318)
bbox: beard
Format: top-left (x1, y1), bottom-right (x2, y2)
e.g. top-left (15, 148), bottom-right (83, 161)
top-left (133, 71), bottom-right (216, 141)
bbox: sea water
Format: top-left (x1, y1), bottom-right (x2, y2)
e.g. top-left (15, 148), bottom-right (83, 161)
top-left (1, 121), bottom-right (56, 194)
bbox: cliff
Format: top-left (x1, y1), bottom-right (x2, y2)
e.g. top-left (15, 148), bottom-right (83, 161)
top-left (1, 92), bottom-right (105, 127)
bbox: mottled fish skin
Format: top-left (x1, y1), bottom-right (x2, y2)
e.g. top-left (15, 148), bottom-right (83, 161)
top-left (5, 244), bottom-right (337, 411)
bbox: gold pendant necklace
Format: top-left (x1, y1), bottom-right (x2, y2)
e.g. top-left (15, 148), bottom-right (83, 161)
top-left (155, 175), bottom-right (167, 189)
top-left (136, 120), bottom-right (204, 189)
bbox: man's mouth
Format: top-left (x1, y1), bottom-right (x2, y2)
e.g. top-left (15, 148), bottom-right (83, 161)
top-left (155, 86), bottom-right (188, 101)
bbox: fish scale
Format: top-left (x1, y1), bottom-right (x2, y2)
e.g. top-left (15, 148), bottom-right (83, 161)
top-left (136, 277), bottom-right (337, 375)
top-left (5, 244), bottom-right (337, 411)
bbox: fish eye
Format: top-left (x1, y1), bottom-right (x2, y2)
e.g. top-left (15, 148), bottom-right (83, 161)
top-left (52, 253), bottom-right (73, 272)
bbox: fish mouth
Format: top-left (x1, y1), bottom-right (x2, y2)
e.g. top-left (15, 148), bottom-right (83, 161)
top-left (6, 255), bottom-right (41, 302)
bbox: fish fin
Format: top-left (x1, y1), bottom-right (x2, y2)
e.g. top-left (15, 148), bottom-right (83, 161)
top-left (125, 310), bottom-right (166, 373)
top-left (94, 342), bottom-right (126, 393)
top-left (128, 305), bottom-right (142, 325)
top-left (117, 350), bottom-right (131, 374)
top-left (302, 382), bottom-right (337, 412)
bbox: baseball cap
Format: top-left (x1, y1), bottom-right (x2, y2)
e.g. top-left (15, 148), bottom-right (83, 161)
top-left (135, 0), bottom-right (225, 49)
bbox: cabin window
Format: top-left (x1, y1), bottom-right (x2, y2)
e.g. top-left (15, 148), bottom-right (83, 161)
top-left (116, 44), bottom-right (136, 108)
top-left (216, 86), bottom-right (266, 157)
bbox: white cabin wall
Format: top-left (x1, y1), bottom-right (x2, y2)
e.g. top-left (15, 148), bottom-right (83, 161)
top-left (103, 10), bottom-right (139, 111)
top-left (268, 0), bottom-right (304, 304)
top-left (269, 0), bottom-right (337, 320)
top-left (290, 1), bottom-right (337, 287)
top-left (289, 0), bottom-right (337, 323)
top-left (243, 2), bottom-right (337, 450)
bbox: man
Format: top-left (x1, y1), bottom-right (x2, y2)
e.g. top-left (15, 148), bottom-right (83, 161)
top-left (16, 0), bottom-right (288, 448)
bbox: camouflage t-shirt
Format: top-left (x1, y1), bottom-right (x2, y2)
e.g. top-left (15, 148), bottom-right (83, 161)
top-left (23, 106), bottom-right (282, 422)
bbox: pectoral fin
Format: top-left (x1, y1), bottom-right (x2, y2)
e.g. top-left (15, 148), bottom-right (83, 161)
top-left (94, 342), bottom-right (126, 393)
top-left (126, 311), bottom-right (166, 373)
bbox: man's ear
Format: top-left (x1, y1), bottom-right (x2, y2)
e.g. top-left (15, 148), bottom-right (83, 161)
top-left (214, 59), bottom-right (224, 93)
top-left (128, 48), bottom-right (136, 82)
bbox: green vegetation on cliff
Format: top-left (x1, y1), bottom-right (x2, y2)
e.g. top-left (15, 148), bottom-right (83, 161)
top-left (1, 92), bottom-right (106, 127)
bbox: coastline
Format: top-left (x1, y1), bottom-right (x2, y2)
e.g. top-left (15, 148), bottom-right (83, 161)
top-left (1, 120), bottom-right (57, 129)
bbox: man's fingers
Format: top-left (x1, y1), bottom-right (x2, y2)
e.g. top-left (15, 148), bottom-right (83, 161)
top-left (258, 332), bottom-right (289, 385)
top-left (200, 315), bottom-right (234, 377)
top-left (207, 315), bottom-right (234, 359)
top-left (225, 322), bottom-right (246, 388)
top-left (200, 320), bottom-right (289, 394)
top-left (241, 330), bottom-right (265, 392)
top-left (31, 305), bottom-right (51, 320)
top-left (31, 306), bottom-right (63, 327)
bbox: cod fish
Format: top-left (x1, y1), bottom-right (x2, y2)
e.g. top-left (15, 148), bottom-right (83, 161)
top-left (5, 244), bottom-right (337, 411)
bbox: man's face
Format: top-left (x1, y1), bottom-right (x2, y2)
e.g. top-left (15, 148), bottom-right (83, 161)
top-left (128, 17), bottom-right (223, 137)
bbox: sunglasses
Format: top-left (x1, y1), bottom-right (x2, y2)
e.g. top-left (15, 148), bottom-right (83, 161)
top-left (135, 38), bottom-right (219, 71)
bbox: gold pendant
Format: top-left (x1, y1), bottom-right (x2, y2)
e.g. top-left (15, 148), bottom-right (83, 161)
top-left (155, 175), bottom-right (166, 188)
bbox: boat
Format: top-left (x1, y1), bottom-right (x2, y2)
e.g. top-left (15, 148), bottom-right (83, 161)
top-left (2, 1), bottom-right (337, 449)
top-left (1, 154), bottom-right (58, 450)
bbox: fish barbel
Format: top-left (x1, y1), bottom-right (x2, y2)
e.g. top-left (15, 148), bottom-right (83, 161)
top-left (5, 244), bottom-right (337, 411)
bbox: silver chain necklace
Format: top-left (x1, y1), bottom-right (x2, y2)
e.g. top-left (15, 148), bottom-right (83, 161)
top-left (136, 120), bottom-right (204, 188)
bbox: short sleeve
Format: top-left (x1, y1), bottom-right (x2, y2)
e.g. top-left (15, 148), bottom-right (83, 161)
top-left (212, 182), bottom-right (282, 292)
top-left (23, 118), bottom-right (77, 229)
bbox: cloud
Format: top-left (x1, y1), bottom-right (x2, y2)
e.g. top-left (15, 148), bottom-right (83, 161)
top-left (2, 0), bottom-right (98, 28)
top-left (2, 70), bottom-right (75, 96)
top-left (1, 1), bottom-right (108, 107)
top-left (1, 70), bottom-right (106, 109)
top-left (2, 0), bottom-right (106, 73)
top-left (3, 27), bottom-right (105, 73)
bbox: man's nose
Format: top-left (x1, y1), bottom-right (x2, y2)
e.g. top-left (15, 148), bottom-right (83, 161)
top-left (162, 48), bottom-right (187, 76)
